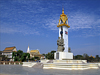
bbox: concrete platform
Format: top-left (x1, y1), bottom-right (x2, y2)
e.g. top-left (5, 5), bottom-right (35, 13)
top-left (53, 60), bottom-right (87, 63)
top-left (43, 63), bottom-right (99, 70)
top-left (43, 60), bottom-right (99, 70)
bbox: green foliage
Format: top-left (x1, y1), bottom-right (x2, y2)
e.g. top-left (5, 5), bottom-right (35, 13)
top-left (0, 51), bottom-right (2, 55)
top-left (32, 57), bottom-right (35, 61)
top-left (46, 50), bottom-right (56, 59)
top-left (17, 50), bottom-right (23, 58)
top-left (42, 53), bottom-right (46, 58)
top-left (21, 53), bottom-right (27, 62)
top-left (42, 54), bottom-right (45, 56)
top-left (46, 52), bottom-right (51, 59)
top-left (74, 55), bottom-right (84, 60)
top-left (83, 53), bottom-right (89, 60)
top-left (34, 56), bottom-right (40, 60)
top-left (12, 50), bottom-right (30, 62)
top-left (96, 55), bottom-right (99, 59)
top-left (14, 56), bottom-right (19, 61)
top-left (29, 57), bottom-right (35, 61)
top-left (95, 55), bottom-right (99, 62)
top-left (0, 55), bottom-right (8, 61)
top-left (74, 54), bottom-right (100, 62)
top-left (88, 57), bottom-right (94, 62)
top-left (21, 53), bottom-right (30, 62)
top-left (12, 52), bottom-right (17, 59)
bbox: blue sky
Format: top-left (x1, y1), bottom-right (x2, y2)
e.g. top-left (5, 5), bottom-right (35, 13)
top-left (0, 0), bottom-right (100, 56)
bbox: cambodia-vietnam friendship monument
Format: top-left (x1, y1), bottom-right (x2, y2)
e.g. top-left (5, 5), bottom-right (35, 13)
top-left (54, 9), bottom-right (73, 60)
top-left (42, 9), bottom-right (99, 70)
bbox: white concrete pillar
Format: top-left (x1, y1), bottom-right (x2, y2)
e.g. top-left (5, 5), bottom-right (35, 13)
top-left (59, 26), bottom-right (68, 52)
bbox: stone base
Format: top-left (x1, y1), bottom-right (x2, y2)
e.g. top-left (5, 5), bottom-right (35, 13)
top-left (43, 60), bottom-right (99, 70)
top-left (54, 52), bottom-right (73, 60)
top-left (43, 63), bottom-right (99, 70)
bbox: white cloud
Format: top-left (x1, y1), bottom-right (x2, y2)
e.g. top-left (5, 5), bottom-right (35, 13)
top-left (69, 12), bottom-right (93, 30)
top-left (0, 0), bottom-right (100, 37)
top-left (0, 23), bottom-right (40, 35)
top-left (43, 18), bottom-right (58, 31)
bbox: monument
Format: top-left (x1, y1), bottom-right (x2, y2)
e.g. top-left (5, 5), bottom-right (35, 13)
top-left (42, 9), bottom-right (99, 70)
top-left (54, 9), bottom-right (73, 60)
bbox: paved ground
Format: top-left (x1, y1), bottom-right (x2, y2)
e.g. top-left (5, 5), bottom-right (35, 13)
top-left (32, 60), bottom-right (53, 68)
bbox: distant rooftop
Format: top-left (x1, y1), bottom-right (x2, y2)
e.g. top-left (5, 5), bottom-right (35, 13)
top-left (3, 46), bottom-right (17, 53)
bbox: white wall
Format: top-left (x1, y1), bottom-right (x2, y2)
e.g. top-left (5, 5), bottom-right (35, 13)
top-left (63, 26), bottom-right (68, 52)
top-left (13, 48), bottom-right (17, 51)
top-left (54, 52), bottom-right (73, 60)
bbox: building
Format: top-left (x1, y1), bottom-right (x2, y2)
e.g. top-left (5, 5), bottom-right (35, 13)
top-left (2, 46), bottom-right (17, 61)
top-left (26, 46), bottom-right (44, 59)
top-left (30, 50), bottom-right (44, 59)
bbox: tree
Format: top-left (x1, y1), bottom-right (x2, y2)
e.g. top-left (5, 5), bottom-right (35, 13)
top-left (46, 50), bottom-right (56, 59)
top-left (83, 53), bottom-right (89, 60)
top-left (17, 50), bottom-right (23, 57)
top-left (12, 50), bottom-right (31, 62)
top-left (32, 57), bottom-right (35, 61)
top-left (14, 56), bottom-right (19, 61)
top-left (0, 55), bottom-right (8, 61)
top-left (95, 55), bottom-right (99, 62)
top-left (96, 55), bottom-right (99, 59)
top-left (20, 53), bottom-right (30, 62)
top-left (12, 50), bottom-right (24, 61)
top-left (74, 55), bottom-right (84, 60)
top-left (34, 56), bottom-right (40, 60)
top-left (17, 50), bottom-right (23, 61)
top-left (29, 57), bottom-right (35, 61)
top-left (21, 53), bottom-right (26, 62)
top-left (68, 47), bottom-right (71, 52)
top-left (46, 52), bottom-right (52, 59)
top-left (0, 51), bottom-right (2, 55)
top-left (51, 50), bottom-right (56, 59)
top-left (51, 51), bottom-right (56, 54)
top-left (42, 53), bottom-right (46, 58)
top-left (12, 52), bottom-right (17, 59)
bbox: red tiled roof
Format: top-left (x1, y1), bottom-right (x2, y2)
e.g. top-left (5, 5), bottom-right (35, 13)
top-left (4, 47), bottom-right (15, 50)
top-left (3, 46), bottom-right (16, 53)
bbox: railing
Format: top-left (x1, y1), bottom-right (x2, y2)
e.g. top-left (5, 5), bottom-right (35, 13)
top-left (0, 61), bottom-right (23, 65)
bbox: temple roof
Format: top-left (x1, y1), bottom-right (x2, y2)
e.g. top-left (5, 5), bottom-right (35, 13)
top-left (30, 50), bottom-right (40, 54)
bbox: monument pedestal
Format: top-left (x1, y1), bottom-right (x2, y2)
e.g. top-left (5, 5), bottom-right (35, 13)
top-left (54, 52), bottom-right (73, 60)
